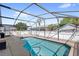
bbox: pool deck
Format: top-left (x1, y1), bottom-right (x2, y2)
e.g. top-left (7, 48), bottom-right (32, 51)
top-left (77, 44), bottom-right (79, 56)
top-left (73, 43), bottom-right (79, 56)
top-left (0, 36), bottom-right (30, 56)
top-left (0, 34), bottom-right (78, 56)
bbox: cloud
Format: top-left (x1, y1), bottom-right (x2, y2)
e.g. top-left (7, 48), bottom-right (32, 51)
top-left (13, 12), bottom-right (28, 18)
top-left (59, 3), bottom-right (75, 8)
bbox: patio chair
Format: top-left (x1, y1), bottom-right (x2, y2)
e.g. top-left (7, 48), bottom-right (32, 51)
top-left (0, 38), bottom-right (6, 50)
top-left (0, 32), bottom-right (5, 38)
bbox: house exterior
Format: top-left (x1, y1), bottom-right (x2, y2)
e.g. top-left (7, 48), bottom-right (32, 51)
top-left (0, 24), bottom-right (16, 32)
top-left (59, 24), bottom-right (79, 32)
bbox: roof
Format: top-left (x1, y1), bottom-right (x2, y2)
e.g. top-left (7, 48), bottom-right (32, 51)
top-left (0, 24), bottom-right (15, 27)
top-left (60, 24), bottom-right (79, 31)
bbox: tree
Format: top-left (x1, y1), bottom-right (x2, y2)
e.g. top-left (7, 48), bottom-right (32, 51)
top-left (37, 19), bottom-right (42, 31)
top-left (59, 18), bottom-right (72, 26)
top-left (48, 24), bottom-right (57, 31)
top-left (59, 18), bottom-right (79, 27)
top-left (72, 18), bottom-right (79, 26)
top-left (15, 22), bottom-right (27, 31)
top-left (72, 18), bottom-right (79, 31)
top-left (37, 19), bottom-right (41, 26)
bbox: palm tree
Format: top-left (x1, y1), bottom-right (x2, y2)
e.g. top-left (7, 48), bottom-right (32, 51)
top-left (36, 19), bottom-right (42, 36)
top-left (37, 19), bottom-right (42, 31)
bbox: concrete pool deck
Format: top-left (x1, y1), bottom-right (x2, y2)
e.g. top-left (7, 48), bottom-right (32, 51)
top-left (0, 34), bottom-right (78, 56)
top-left (0, 36), bottom-right (30, 56)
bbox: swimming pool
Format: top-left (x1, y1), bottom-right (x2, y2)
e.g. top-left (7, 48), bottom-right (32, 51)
top-left (22, 37), bottom-right (71, 56)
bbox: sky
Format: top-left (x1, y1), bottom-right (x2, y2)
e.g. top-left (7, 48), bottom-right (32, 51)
top-left (1, 3), bottom-right (79, 27)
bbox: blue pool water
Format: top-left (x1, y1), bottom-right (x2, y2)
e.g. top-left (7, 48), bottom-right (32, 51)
top-left (22, 37), bottom-right (71, 56)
